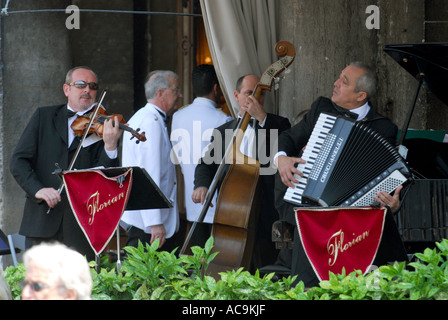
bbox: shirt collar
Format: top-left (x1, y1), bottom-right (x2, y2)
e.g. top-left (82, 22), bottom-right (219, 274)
top-left (349, 102), bottom-right (371, 121)
top-left (153, 105), bottom-right (167, 118)
top-left (67, 104), bottom-right (96, 117)
top-left (194, 97), bottom-right (218, 108)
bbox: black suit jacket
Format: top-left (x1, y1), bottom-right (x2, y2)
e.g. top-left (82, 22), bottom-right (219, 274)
top-left (194, 113), bottom-right (291, 268)
top-left (194, 113), bottom-right (291, 190)
top-left (10, 104), bottom-right (119, 238)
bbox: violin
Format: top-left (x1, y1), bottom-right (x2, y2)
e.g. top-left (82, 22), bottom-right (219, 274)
top-left (71, 107), bottom-right (147, 143)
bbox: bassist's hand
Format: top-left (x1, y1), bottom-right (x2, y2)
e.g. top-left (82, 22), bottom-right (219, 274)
top-left (192, 187), bottom-right (213, 206)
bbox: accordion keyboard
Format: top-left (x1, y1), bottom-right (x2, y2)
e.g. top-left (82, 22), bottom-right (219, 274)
top-left (283, 113), bottom-right (337, 206)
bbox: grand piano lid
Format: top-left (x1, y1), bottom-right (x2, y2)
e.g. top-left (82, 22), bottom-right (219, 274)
top-left (384, 43), bottom-right (448, 107)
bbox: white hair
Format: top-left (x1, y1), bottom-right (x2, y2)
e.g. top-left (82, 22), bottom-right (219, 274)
top-left (23, 242), bottom-right (92, 300)
top-left (144, 70), bottom-right (178, 100)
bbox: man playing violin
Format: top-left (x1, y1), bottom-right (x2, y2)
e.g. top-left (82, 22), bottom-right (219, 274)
top-left (10, 66), bottom-right (122, 261)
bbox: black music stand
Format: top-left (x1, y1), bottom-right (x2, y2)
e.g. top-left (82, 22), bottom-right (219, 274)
top-left (98, 166), bottom-right (173, 211)
top-left (99, 166), bottom-right (173, 271)
top-left (0, 229), bottom-right (23, 268)
top-left (0, 229), bottom-right (11, 255)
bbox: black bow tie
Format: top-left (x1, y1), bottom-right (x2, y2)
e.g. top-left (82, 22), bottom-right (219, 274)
top-left (237, 116), bottom-right (257, 128)
top-left (67, 109), bottom-right (78, 118)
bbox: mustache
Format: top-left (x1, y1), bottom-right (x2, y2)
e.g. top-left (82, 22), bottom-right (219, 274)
top-left (80, 93), bottom-right (92, 99)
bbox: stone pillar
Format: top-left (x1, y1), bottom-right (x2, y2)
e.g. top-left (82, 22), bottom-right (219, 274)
top-left (0, 0), bottom-right (72, 265)
top-left (70, 0), bottom-right (135, 120)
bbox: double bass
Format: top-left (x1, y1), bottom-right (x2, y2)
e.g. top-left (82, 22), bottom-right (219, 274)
top-left (180, 41), bottom-right (296, 276)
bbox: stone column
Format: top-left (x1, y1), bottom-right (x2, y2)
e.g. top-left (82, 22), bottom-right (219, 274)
top-left (0, 1), bottom-right (72, 265)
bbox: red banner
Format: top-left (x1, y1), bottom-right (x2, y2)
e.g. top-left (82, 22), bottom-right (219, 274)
top-left (295, 207), bottom-right (386, 281)
top-left (63, 169), bottom-right (133, 256)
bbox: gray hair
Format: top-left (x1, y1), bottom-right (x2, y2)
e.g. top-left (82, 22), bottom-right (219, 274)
top-left (65, 66), bottom-right (98, 84)
top-left (144, 70), bottom-right (178, 100)
top-left (349, 61), bottom-right (377, 101)
top-left (23, 243), bottom-right (92, 300)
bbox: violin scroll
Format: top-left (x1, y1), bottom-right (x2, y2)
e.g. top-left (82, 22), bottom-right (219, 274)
top-left (129, 127), bottom-right (146, 144)
top-left (97, 113), bottom-right (147, 143)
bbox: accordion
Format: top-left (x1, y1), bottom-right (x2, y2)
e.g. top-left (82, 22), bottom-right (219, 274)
top-left (283, 112), bottom-right (412, 207)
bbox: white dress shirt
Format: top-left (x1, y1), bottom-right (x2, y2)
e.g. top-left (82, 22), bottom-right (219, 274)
top-left (239, 115), bottom-right (266, 159)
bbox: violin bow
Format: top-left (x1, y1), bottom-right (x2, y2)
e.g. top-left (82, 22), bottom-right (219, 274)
top-left (47, 89), bottom-right (107, 214)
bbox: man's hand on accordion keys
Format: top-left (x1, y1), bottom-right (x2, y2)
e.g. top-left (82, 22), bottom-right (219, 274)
top-left (373, 185), bottom-right (403, 213)
top-left (277, 155), bottom-right (306, 189)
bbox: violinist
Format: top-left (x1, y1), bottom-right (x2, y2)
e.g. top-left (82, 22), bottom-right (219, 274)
top-left (10, 66), bottom-right (122, 261)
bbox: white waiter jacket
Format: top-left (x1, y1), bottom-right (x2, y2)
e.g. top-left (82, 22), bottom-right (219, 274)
top-left (120, 103), bottom-right (179, 238)
top-left (171, 97), bottom-right (232, 223)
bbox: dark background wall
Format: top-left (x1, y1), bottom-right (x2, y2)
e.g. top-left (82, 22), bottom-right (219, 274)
top-left (0, 0), bottom-right (180, 250)
top-left (278, 0), bottom-right (447, 132)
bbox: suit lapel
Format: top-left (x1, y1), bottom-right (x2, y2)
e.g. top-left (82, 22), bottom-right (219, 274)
top-left (54, 104), bottom-right (69, 147)
top-left (51, 105), bottom-right (73, 170)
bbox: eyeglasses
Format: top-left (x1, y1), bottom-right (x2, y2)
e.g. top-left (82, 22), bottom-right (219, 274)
top-left (68, 81), bottom-right (99, 90)
top-left (23, 281), bottom-right (50, 292)
top-left (168, 86), bottom-right (181, 95)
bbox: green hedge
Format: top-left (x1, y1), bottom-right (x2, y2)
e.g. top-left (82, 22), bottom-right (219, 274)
top-left (5, 237), bottom-right (448, 300)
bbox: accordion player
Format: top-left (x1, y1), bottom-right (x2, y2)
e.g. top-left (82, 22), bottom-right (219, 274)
top-left (282, 111), bottom-right (412, 208)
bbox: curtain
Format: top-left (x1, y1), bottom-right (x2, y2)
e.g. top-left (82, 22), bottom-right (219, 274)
top-left (200, 0), bottom-right (279, 117)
